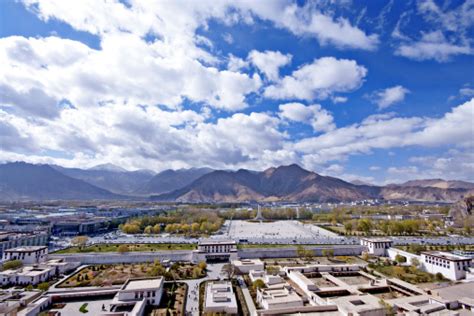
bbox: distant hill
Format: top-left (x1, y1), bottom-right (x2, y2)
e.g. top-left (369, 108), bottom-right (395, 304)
top-left (0, 162), bottom-right (121, 201)
top-left (2, 162), bottom-right (472, 203)
top-left (52, 165), bottom-right (154, 195)
top-left (136, 168), bottom-right (213, 195)
top-left (400, 179), bottom-right (474, 190)
top-left (154, 164), bottom-right (380, 203)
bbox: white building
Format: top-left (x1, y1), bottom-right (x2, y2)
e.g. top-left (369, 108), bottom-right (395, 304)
top-left (0, 259), bottom-right (79, 286)
top-left (360, 238), bottom-right (393, 256)
top-left (329, 294), bottom-right (386, 316)
top-left (421, 251), bottom-right (472, 281)
top-left (0, 266), bottom-right (55, 286)
top-left (2, 246), bottom-right (48, 264)
top-left (109, 277), bottom-right (164, 314)
top-left (193, 240), bottom-right (238, 262)
top-left (232, 258), bottom-right (264, 273)
top-left (0, 232), bottom-right (49, 257)
top-left (257, 286), bottom-right (304, 311)
top-left (249, 270), bottom-right (284, 286)
top-left (204, 281), bottom-right (238, 314)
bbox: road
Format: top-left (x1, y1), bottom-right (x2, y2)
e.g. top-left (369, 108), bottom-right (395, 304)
top-left (182, 262), bottom-right (226, 316)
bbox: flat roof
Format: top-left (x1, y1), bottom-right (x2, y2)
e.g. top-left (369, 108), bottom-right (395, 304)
top-left (421, 251), bottom-right (471, 261)
top-left (121, 277), bottom-right (163, 291)
top-left (199, 239), bottom-right (236, 246)
top-left (4, 246), bottom-right (47, 252)
top-left (360, 238), bottom-right (392, 243)
top-left (433, 283), bottom-right (474, 301)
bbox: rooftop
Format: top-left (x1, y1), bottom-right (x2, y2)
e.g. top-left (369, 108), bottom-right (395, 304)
top-left (421, 251), bottom-right (472, 261)
top-left (199, 239), bottom-right (236, 246)
top-left (121, 277), bottom-right (163, 291)
top-left (4, 246), bottom-right (47, 253)
top-left (360, 237), bottom-right (393, 243)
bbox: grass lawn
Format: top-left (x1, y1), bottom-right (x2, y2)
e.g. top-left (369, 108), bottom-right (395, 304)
top-left (54, 243), bottom-right (196, 254)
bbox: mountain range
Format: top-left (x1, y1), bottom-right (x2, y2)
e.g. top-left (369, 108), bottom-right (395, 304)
top-left (0, 162), bottom-right (473, 202)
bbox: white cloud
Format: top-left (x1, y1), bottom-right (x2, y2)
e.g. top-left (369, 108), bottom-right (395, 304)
top-left (370, 85), bottom-right (410, 109)
top-left (248, 50), bottom-right (292, 81)
top-left (294, 99), bottom-right (474, 166)
top-left (264, 57), bottom-right (367, 100)
top-left (369, 166), bottom-right (381, 171)
top-left (331, 96), bottom-right (348, 104)
top-left (279, 103), bottom-right (335, 132)
top-left (246, 2), bottom-right (379, 50)
top-left (395, 31), bottom-right (472, 62)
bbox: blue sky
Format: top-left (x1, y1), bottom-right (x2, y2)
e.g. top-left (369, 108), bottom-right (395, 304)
top-left (0, 0), bottom-right (473, 184)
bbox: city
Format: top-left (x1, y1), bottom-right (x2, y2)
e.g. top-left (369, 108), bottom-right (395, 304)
top-left (1, 0), bottom-right (474, 315)
top-left (0, 200), bottom-right (472, 315)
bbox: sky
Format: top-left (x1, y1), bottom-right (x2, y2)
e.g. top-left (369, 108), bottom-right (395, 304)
top-left (0, 0), bottom-right (473, 184)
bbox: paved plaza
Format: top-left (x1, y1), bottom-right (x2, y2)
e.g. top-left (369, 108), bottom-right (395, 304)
top-left (222, 220), bottom-right (344, 244)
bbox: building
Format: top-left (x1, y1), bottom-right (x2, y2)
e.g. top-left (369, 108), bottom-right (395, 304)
top-left (329, 294), bottom-right (386, 316)
top-left (109, 277), bottom-right (164, 314)
top-left (0, 290), bottom-right (42, 316)
top-left (257, 286), bottom-right (304, 311)
top-left (421, 251), bottom-right (472, 281)
top-left (193, 239), bottom-right (238, 262)
top-left (204, 281), bottom-right (238, 314)
top-left (0, 259), bottom-right (79, 286)
top-left (2, 246), bottom-right (48, 264)
top-left (360, 238), bottom-right (393, 256)
top-left (232, 258), bottom-right (264, 273)
top-left (249, 270), bottom-right (284, 286)
top-left (0, 232), bottom-right (49, 257)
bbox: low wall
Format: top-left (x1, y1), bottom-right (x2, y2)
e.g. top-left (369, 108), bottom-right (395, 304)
top-left (49, 245), bottom-right (365, 264)
top-left (238, 245), bottom-right (365, 259)
top-left (386, 247), bottom-right (420, 263)
top-left (49, 250), bottom-right (193, 264)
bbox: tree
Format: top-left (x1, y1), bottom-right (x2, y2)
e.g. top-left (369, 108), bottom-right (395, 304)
top-left (192, 267), bottom-right (202, 278)
top-left (395, 254), bottom-right (407, 264)
top-left (252, 279), bottom-right (265, 290)
top-left (344, 221), bottom-right (353, 234)
top-left (2, 259), bottom-right (22, 270)
top-left (152, 224), bottom-right (161, 234)
top-left (410, 257), bottom-right (420, 268)
top-left (37, 282), bottom-right (50, 291)
top-left (266, 266), bottom-right (280, 275)
top-left (25, 284), bottom-right (34, 291)
top-left (143, 225), bottom-right (153, 234)
top-left (222, 264), bottom-right (236, 279)
top-left (191, 223), bottom-right (200, 233)
top-left (198, 261), bottom-right (207, 271)
top-left (118, 244), bottom-right (129, 253)
top-left (71, 236), bottom-right (89, 251)
top-left (296, 245), bottom-right (306, 258)
top-left (357, 219), bottom-right (373, 234)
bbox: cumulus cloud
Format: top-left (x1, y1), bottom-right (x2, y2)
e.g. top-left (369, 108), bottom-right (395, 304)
top-left (279, 103), bottom-right (335, 132)
top-left (370, 85), bottom-right (410, 109)
top-left (294, 99), bottom-right (474, 168)
top-left (248, 50), bottom-right (292, 81)
top-left (264, 57), bottom-right (367, 100)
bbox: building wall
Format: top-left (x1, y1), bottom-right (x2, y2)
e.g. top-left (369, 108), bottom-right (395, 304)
top-left (0, 233), bottom-right (49, 256)
top-left (3, 248), bottom-right (47, 264)
top-left (420, 254), bottom-right (469, 281)
top-left (239, 245), bottom-right (365, 259)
